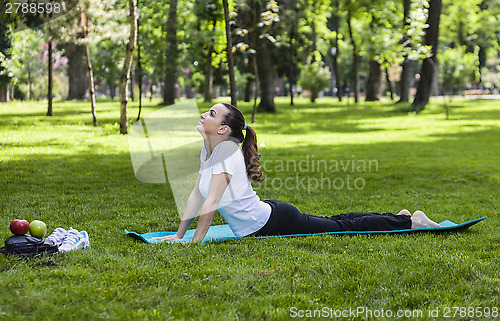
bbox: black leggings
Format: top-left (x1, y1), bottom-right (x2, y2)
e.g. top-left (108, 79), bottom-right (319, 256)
top-left (252, 200), bottom-right (412, 236)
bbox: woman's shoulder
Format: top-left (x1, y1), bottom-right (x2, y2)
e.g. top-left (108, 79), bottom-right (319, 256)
top-left (213, 140), bottom-right (241, 161)
top-left (215, 140), bottom-right (239, 152)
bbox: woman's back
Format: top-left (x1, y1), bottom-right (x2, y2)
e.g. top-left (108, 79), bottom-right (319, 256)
top-left (199, 140), bottom-right (271, 237)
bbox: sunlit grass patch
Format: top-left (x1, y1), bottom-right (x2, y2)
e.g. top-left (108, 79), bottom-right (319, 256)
top-left (0, 96), bottom-right (499, 320)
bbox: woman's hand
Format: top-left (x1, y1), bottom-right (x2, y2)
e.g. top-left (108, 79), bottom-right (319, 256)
top-left (151, 233), bottom-right (182, 242)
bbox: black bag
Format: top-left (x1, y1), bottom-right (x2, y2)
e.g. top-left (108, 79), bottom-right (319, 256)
top-left (0, 235), bottom-right (58, 257)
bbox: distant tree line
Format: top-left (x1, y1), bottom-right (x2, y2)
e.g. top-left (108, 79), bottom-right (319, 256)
top-left (0, 0), bottom-right (499, 128)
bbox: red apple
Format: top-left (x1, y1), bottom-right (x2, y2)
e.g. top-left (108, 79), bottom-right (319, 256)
top-left (10, 219), bottom-right (30, 236)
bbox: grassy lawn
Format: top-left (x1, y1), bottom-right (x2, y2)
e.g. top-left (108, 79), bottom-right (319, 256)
top-left (0, 96), bottom-right (499, 320)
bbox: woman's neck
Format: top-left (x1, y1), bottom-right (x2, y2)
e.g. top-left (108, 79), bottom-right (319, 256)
top-left (204, 135), bottom-right (228, 158)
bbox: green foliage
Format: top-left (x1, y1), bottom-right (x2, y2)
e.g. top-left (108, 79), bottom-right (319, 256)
top-left (0, 98), bottom-right (499, 319)
top-left (92, 40), bottom-right (125, 96)
top-left (441, 0), bottom-right (483, 49)
top-left (482, 51), bottom-right (500, 89)
top-left (1, 29), bottom-right (69, 100)
top-left (1, 0), bottom-right (500, 103)
top-left (0, 23), bottom-right (12, 87)
top-left (297, 60), bottom-right (331, 102)
top-left (439, 46), bottom-right (480, 95)
top-left (136, 0), bottom-right (169, 84)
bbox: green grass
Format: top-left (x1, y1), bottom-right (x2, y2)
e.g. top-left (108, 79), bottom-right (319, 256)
top-left (0, 96), bottom-right (499, 320)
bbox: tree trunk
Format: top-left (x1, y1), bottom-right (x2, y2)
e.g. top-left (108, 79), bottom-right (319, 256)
top-left (47, 41), bottom-right (53, 116)
top-left (0, 86), bottom-right (7, 102)
top-left (0, 23), bottom-right (10, 102)
top-left (478, 45), bottom-right (486, 83)
top-left (65, 43), bottom-right (88, 100)
top-left (399, 60), bottom-right (412, 103)
top-left (244, 76), bottom-right (252, 102)
top-left (288, 18), bottom-right (296, 106)
top-left (129, 65), bottom-right (135, 102)
top-left (385, 67), bottom-right (394, 100)
top-left (79, 9), bottom-right (98, 126)
top-left (346, 9), bottom-right (359, 103)
top-left (204, 46), bottom-right (214, 103)
top-left (365, 60), bottom-right (383, 101)
top-left (222, 0), bottom-right (237, 107)
top-left (412, 0), bottom-right (442, 111)
top-left (251, 52), bottom-right (259, 123)
top-left (28, 65), bottom-right (32, 100)
top-left (255, 39), bottom-right (275, 112)
top-left (184, 70), bottom-right (194, 98)
top-left (333, 0), bottom-right (342, 101)
top-left (136, 31), bottom-right (143, 121)
top-left (84, 42), bottom-right (97, 126)
top-left (251, 0), bottom-right (275, 112)
top-left (78, 10), bottom-right (97, 125)
top-left (136, 0), bottom-right (143, 121)
top-left (163, 0), bottom-right (178, 105)
top-left (109, 83), bottom-right (116, 99)
top-left (120, 0), bottom-right (137, 134)
top-left (398, 0), bottom-right (412, 103)
top-left (365, 13), bottom-right (383, 101)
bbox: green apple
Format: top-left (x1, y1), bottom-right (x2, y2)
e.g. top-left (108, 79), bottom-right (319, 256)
top-left (29, 220), bottom-right (47, 238)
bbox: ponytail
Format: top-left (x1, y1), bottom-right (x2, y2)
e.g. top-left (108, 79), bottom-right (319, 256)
top-left (220, 103), bottom-right (265, 183)
top-left (241, 125), bottom-right (265, 183)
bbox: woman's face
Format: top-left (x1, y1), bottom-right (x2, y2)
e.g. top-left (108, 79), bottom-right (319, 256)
top-left (197, 103), bottom-right (229, 136)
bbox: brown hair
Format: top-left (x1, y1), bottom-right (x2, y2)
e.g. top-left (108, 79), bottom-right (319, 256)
top-left (220, 103), bottom-right (265, 183)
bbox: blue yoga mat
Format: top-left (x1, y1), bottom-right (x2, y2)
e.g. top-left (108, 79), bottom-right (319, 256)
top-left (125, 217), bottom-right (487, 244)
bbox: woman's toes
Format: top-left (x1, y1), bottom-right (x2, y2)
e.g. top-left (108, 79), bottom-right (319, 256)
top-left (398, 209), bottom-right (411, 216)
top-left (412, 211), bottom-right (441, 228)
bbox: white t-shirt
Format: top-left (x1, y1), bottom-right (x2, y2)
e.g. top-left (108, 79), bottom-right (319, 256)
top-left (198, 140), bottom-right (271, 237)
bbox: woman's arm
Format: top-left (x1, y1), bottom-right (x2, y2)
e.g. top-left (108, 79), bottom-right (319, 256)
top-left (152, 175), bottom-right (205, 241)
top-left (191, 172), bottom-right (232, 242)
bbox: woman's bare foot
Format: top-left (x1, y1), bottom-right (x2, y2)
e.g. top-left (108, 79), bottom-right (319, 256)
top-left (411, 211), bottom-right (441, 229)
top-left (398, 209), bottom-right (411, 216)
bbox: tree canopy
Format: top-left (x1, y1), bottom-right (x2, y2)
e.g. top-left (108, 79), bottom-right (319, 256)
top-left (0, 0), bottom-right (498, 119)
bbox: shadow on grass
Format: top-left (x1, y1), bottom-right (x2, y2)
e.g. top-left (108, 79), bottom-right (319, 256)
top-left (1, 126), bottom-right (497, 238)
top-left (0, 100), bottom-right (162, 128)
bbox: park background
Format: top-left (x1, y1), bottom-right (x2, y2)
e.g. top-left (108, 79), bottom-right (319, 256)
top-left (1, 0), bottom-right (500, 320)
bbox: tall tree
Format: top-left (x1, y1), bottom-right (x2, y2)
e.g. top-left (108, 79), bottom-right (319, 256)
top-left (164, 0), bottom-right (178, 105)
top-left (0, 23), bottom-right (12, 102)
top-left (440, 0), bottom-right (499, 87)
top-left (346, 5), bottom-right (360, 103)
top-left (249, 0), bottom-right (277, 112)
top-left (412, 0), bottom-right (442, 111)
top-left (120, 0), bottom-right (138, 134)
top-left (136, 4), bottom-right (143, 121)
top-left (331, 0), bottom-right (343, 101)
top-left (93, 41), bottom-right (123, 99)
top-left (53, 0), bottom-right (127, 123)
top-left (45, 20), bottom-right (61, 115)
top-left (365, 13), bottom-right (383, 101)
top-left (47, 40), bottom-right (53, 116)
top-left (222, 0), bottom-right (237, 106)
top-left (80, 7), bottom-right (98, 126)
top-left (273, 0), bottom-right (303, 106)
top-left (189, 0), bottom-right (226, 103)
top-left (4, 29), bottom-right (68, 102)
top-left (398, 0), bottom-right (413, 103)
top-left (65, 44), bottom-right (89, 100)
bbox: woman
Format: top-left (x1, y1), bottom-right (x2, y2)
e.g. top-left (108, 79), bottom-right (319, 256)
top-left (153, 103), bottom-right (440, 242)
